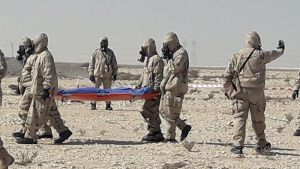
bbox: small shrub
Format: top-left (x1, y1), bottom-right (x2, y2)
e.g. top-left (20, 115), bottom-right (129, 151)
top-left (15, 149), bottom-right (38, 166)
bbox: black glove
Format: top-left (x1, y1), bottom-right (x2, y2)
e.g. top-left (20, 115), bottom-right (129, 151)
top-left (16, 86), bottom-right (21, 95)
top-left (25, 47), bottom-right (34, 56)
top-left (112, 75), bottom-right (117, 82)
top-left (277, 40), bottom-right (285, 50)
top-left (89, 75), bottom-right (95, 83)
top-left (292, 90), bottom-right (299, 100)
top-left (225, 92), bottom-right (230, 100)
top-left (161, 43), bottom-right (172, 60)
top-left (41, 89), bottom-right (50, 101)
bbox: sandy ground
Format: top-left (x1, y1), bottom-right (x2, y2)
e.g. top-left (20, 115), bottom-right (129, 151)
top-left (1, 67), bottom-right (300, 169)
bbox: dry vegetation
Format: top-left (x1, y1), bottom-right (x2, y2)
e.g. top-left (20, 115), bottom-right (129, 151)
top-left (1, 66), bottom-right (300, 168)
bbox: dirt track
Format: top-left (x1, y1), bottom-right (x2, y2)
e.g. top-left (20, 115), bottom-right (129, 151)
top-left (1, 67), bottom-right (300, 169)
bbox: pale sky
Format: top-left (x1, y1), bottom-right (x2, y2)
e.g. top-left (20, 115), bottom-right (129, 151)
top-left (0, 0), bottom-right (299, 68)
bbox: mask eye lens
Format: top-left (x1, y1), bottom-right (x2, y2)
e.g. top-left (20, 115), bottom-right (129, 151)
top-left (139, 47), bottom-right (146, 55)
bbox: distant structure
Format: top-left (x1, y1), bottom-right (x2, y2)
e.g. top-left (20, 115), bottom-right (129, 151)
top-left (191, 41), bottom-right (197, 66)
top-left (11, 42), bottom-right (13, 57)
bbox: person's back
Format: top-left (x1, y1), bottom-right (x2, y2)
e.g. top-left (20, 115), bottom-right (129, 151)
top-left (223, 31), bottom-right (285, 155)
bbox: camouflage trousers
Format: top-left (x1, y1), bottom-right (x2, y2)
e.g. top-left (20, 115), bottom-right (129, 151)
top-left (92, 76), bottom-right (112, 105)
top-left (24, 96), bottom-right (68, 140)
top-left (0, 137), bottom-right (14, 169)
top-left (232, 88), bottom-right (267, 147)
top-left (159, 91), bottom-right (187, 140)
top-left (19, 88), bottom-right (67, 136)
top-left (140, 98), bottom-right (162, 133)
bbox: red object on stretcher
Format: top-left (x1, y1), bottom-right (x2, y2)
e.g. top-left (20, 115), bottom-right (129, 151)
top-left (54, 93), bottom-right (159, 102)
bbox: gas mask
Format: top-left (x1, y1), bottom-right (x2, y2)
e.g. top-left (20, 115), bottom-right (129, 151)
top-left (16, 45), bottom-right (25, 61)
top-left (161, 43), bottom-right (172, 60)
top-left (100, 40), bottom-right (108, 52)
top-left (25, 43), bottom-right (35, 56)
top-left (137, 46), bottom-right (147, 63)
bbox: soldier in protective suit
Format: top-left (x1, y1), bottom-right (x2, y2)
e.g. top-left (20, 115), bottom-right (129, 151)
top-left (88, 36), bottom-right (118, 110)
top-left (223, 31), bottom-right (285, 154)
top-left (159, 32), bottom-right (192, 142)
top-left (16, 37), bottom-right (34, 67)
top-left (0, 137), bottom-right (14, 169)
top-left (136, 38), bottom-right (165, 142)
top-left (291, 72), bottom-right (300, 136)
top-left (16, 33), bottom-right (72, 144)
top-left (0, 49), bottom-right (7, 106)
top-left (12, 37), bottom-right (71, 140)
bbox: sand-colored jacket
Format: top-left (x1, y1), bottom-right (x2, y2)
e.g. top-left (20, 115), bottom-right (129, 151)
top-left (160, 47), bottom-right (189, 95)
top-left (223, 47), bottom-right (284, 92)
top-left (0, 49), bottom-right (7, 80)
top-left (138, 55), bottom-right (163, 93)
top-left (20, 54), bottom-right (38, 88)
top-left (88, 48), bottom-right (118, 78)
top-left (30, 49), bottom-right (58, 97)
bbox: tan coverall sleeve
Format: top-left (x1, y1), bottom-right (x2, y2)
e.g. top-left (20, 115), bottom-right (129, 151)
top-left (222, 55), bottom-right (238, 92)
top-left (88, 51), bottom-right (96, 76)
top-left (152, 58), bottom-right (163, 93)
top-left (170, 53), bottom-right (187, 74)
top-left (20, 58), bottom-right (33, 87)
top-left (41, 55), bottom-right (57, 91)
top-left (137, 72), bottom-right (143, 88)
top-left (262, 48), bottom-right (284, 64)
top-left (293, 70), bottom-right (300, 90)
top-left (111, 51), bottom-right (118, 76)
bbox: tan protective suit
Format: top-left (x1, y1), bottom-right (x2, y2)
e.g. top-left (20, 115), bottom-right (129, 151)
top-left (19, 53), bottom-right (67, 137)
top-left (24, 33), bottom-right (68, 140)
top-left (0, 138), bottom-right (14, 169)
top-left (88, 37), bottom-right (118, 105)
top-left (223, 31), bottom-right (284, 147)
top-left (159, 32), bottom-right (189, 140)
top-left (18, 37), bottom-right (32, 65)
top-left (0, 49), bottom-right (7, 106)
top-left (137, 38), bottom-right (164, 133)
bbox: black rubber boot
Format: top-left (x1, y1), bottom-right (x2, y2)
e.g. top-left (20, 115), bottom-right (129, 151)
top-left (230, 146), bottom-right (244, 154)
top-left (105, 104), bottom-right (113, 110)
top-left (16, 138), bottom-right (37, 144)
top-left (54, 129), bottom-right (73, 144)
top-left (293, 129), bottom-right (300, 136)
top-left (12, 132), bottom-right (25, 138)
top-left (180, 125), bottom-right (192, 141)
top-left (91, 103), bottom-right (96, 110)
top-left (37, 134), bottom-right (54, 139)
top-left (141, 131), bottom-right (165, 142)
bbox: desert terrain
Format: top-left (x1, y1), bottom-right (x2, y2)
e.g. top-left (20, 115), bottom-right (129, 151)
top-left (1, 59), bottom-right (300, 169)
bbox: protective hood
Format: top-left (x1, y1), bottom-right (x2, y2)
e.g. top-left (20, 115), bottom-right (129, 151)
top-left (246, 31), bottom-right (261, 49)
top-left (100, 36), bottom-right (109, 45)
top-left (19, 37), bottom-right (32, 49)
top-left (142, 38), bottom-right (157, 57)
top-left (163, 32), bottom-right (180, 52)
top-left (33, 33), bottom-right (48, 54)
